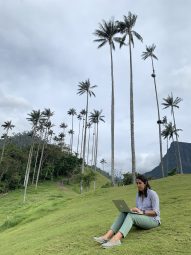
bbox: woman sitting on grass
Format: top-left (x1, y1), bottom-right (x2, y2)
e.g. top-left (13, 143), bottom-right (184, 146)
top-left (94, 174), bottom-right (161, 248)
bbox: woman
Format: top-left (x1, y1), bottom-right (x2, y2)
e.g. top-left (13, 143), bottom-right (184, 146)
top-left (94, 174), bottom-right (160, 248)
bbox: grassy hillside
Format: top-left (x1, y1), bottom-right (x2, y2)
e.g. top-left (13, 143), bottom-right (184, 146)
top-left (0, 174), bottom-right (190, 255)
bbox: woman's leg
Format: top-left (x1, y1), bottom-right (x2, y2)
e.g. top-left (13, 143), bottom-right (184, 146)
top-left (102, 212), bottom-right (127, 239)
top-left (119, 213), bottom-right (159, 238)
top-left (129, 214), bottom-right (159, 230)
top-left (102, 214), bottom-right (159, 248)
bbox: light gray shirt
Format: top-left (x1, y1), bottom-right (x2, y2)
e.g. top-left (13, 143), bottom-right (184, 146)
top-left (136, 189), bottom-right (161, 223)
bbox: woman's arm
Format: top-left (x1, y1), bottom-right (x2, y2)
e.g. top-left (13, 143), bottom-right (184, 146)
top-left (131, 208), bottom-right (157, 216)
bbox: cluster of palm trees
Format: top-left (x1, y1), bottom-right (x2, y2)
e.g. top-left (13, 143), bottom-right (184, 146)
top-left (58, 80), bottom-right (105, 192)
top-left (24, 108), bottom-right (54, 202)
top-left (94, 12), bottom-right (184, 182)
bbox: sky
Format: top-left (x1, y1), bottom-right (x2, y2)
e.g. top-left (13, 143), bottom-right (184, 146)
top-left (0, 0), bottom-right (191, 175)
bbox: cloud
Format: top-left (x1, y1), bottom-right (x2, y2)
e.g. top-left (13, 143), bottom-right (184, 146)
top-left (0, 89), bottom-right (30, 110)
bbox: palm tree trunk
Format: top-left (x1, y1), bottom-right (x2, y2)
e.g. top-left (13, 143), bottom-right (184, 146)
top-left (171, 136), bottom-right (179, 172)
top-left (81, 93), bottom-right (89, 193)
top-left (35, 128), bottom-right (48, 189)
top-left (129, 38), bottom-right (136, 184)
top-left (0, 131), bottom-right (8, 163)
top-left (80, 118), bottom-right (85, 158)
top-left (172, 109), bottom-right (183, 174)
top-left (86, 126), bottom-right (91, 165)
top-left (91, 125), bottom-right (96, 167)
top-left (166, 139), bottom-right (169, 174)
top-left (77, 118), bottom-right (81, 156)
top-left (109, 44), bottom-right (115, 185)
top-left (81, 94), bottom-right (89, 173)
top-left (151, 57), bottom-right (164, 178)
top-left (32, 140), bottom-right (41, 184)
top-left (23, 135), bottom-right (36, 202)
top-left (93, 123), bottom-right (99, 191)
top-left (71, 116), bottom-right (74, 153)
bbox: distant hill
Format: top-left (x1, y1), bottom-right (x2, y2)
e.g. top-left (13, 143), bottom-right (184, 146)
top-left (145, 141), bottom-right (191, 179)
top-left (0, 132), bottom-right (33, 148)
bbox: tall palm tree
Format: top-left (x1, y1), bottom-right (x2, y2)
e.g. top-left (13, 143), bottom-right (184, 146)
top-left (100, 158), bottom-right (107, 171)
top-left (67, 108), bottom-right (76, 153)
top-left (162, 94), bottom-right (183, 174)
top-left (0, 121), bottom-right (15, 163)
top-left (80, 109), bottom-right (86, 158)
top-left (77, 79), bottom-right (96, 193)
top-left (89, 110), bottom-right (105, 190)
top-left (142, 44), bottom-right (164, 177)
top-left (161, 122), bottom-right (182, 174)
top-left (116, 12), bottom-right (143, 184)
top-left (94, 18), bottom-right (118, 186)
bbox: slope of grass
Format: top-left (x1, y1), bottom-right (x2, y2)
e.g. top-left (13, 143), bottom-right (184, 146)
top-left (0, 175), bottom-right (191, 255)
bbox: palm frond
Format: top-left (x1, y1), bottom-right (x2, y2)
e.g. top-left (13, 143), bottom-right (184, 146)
top-left (132, 31), bottom-right (143, 42)
top-left (114, 35), bottom-right (127, 48)
top-left (142, 44), bottom-right (158, 60)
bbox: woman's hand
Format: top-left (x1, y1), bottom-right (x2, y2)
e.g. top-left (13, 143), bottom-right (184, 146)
top-left (130, 207), bottom-right (143, 214)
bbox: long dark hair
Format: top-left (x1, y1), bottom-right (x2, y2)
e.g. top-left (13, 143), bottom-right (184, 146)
top-left (136, 174), bottom-right (151, 197)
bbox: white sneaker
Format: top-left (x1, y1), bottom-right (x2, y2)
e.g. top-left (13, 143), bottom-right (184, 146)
top-left (93, 236), bottom-right (108, 244)
top-left (102, 239), bottom-right (121, 248)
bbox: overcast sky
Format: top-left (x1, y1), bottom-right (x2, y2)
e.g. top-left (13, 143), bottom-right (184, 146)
top-left (0, 0), bottom-right (191, 175)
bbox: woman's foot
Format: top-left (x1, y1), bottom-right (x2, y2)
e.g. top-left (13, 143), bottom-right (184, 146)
top-left (102, 239), bottom-right (121, 248)
top-left (93, 236), bottom-right (109, 244)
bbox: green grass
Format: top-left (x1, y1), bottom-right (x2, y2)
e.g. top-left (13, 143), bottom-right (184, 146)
top-left (0, 174), bottom-right (191, 255)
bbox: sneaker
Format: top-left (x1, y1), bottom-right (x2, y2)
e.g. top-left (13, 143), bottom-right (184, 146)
top-left (102, 239), bottom-right (121, 248)
top-left (93, 236), bottom-right (108, 244)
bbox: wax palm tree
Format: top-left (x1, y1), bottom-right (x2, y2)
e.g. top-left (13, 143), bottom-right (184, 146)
top-left (89, 110), bottom-right (105, 190)
top-left (116, 12), bottom-right (143, 184)
top-left (76, 114), bottom-right (82, 156)
top-left (94, 18), bottom-right (118, 186)
top-left (67, 108), bottom-right (76, 153)
top-left (0, 121), bottom-right (15, 163)
top-left (142, 44), bottom-right (164, 177)
top-left (24, 109), bottom-right (42, 202)
top-left (80, 109), bottom-right (86, 158)
top-left (100, 158), bottom-right (107, 171)
top-left (77, 79), bottom-right (96, 192)
top-left (162, 94), bottom-right (183, 174)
